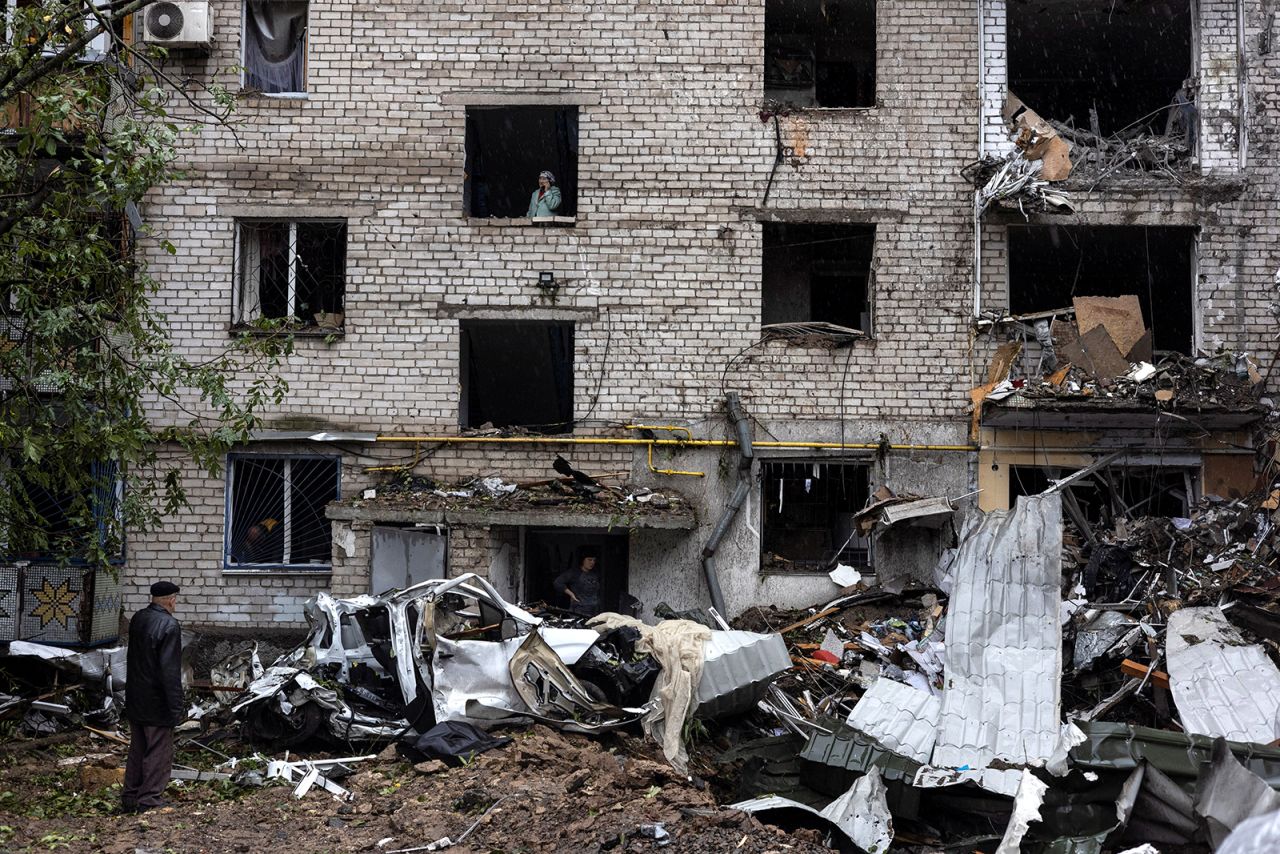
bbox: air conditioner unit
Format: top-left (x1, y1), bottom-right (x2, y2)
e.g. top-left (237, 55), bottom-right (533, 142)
top-left (142, 1), bottom-right (211, 49)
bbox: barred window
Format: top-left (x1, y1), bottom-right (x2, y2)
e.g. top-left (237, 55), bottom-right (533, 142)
top-left (761, 460), bottom-right (871, 573)
top-left (225, 456), bottom-right (338, 569)
top-left (234, 220), bottom-right (346, 329)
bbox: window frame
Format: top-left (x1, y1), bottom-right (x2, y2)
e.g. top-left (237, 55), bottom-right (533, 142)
top-left (0, 460), bottom-right (124, 565)
top-left (760, 221), bottom-right (876, 339)
top-left (763, 0), bottom-right (878, 110)
top-left (222, 452), bottom-right (341, 572)
top-left (240, 0), bottom-right (310, 98)
top-left (758, 458), bottom-right (874, 575)
top-left (232, 218), bottom-right (347, 330)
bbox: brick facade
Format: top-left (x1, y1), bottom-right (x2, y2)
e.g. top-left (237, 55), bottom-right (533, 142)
top-left (118, 1), bottom-right (1278, 629)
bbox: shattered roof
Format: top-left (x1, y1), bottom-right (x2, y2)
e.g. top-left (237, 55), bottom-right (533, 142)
top-left (328, 475), bottom-right (697, 530)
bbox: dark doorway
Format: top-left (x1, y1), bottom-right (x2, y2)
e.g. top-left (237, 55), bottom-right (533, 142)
top-left (525, 529), bottom-right (629, 616)
top-left (464, 106), bottom-right (578, 218)
top-left (765, 0), bottom-right (876, 108)
top-left (459, 320), bottom-right (574, 434)
top-left (1008, 225), bottom-right (1195, 354)
top-left (762, 223), bottom-right (874, 332)
top-left (1007, 1), bottom-right (1192, 137)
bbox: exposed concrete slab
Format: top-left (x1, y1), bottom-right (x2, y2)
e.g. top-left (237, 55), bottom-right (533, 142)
top-left (326, 504), bottom-right (696, 530)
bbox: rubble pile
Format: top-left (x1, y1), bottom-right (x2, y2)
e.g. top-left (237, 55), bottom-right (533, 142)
top-left (977, 293), bottom-right (1266, 417)
top-left (349, 463), bottom-right (687, 519)
top-left (966, 91), bottom-right (1197, 217)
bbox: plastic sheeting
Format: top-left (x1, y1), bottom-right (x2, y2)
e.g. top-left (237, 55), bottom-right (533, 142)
top-left (928, 493), bottom-right (1064, 795)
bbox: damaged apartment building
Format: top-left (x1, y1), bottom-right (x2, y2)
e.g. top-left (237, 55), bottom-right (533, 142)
top-left (3, 0), bottom-right (1277, 643)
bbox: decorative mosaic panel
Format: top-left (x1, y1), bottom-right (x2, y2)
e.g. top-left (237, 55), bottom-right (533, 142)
top-left (0, 565), bottom-right (17, 641)
top-left (1, 564), bottom-right (121, 646)
top-left (88, 569), bottom-right (122, 646)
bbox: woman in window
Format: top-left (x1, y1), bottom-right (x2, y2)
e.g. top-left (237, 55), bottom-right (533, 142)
top-left (526, 171), bottom-right (562, 218)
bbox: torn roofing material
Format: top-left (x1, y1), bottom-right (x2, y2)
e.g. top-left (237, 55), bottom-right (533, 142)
top-left (1166, 606), bottom-right (1280, 745)
top-left (844, 677), bottom-right (940, 765)
top-left (1068, 721), bottom-right (1280, 789)
top-left (929, 493), bottom-right (1063, 794)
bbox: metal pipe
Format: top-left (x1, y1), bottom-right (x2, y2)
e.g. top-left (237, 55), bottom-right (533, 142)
top-left (698, 392), bottom-right (754, 615)
top-left (374, 436), bottom-right (978, 452)
top-left (1238, 0), bottom-right (1249, 170)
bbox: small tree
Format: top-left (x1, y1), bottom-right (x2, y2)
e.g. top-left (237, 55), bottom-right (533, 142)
top-left (0, 2), bottom-right (289, 566)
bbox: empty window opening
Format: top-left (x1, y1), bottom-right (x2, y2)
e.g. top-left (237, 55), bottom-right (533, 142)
top-left (465, 107), bottom-right (578, 219)
top-left (765, 0), bottom-right (876, 108)
top-left (243, 0), bottom-right (308, 94)
top-left (1010, 465), bottom-right (1195, 526)
top-left (1008, 225), bottom-right (1194, 354)
top-left (460, 320), bottom-right (574, 434)
top-left (235, 220), bottom-right (346, 329)
top-left (761, 460), bottom-right (871, 572)
top-left (1007, 1), bottom-right (1192, 138)
top-left (763, 223), bottom-right (873, 335)
top-left (524, 529), bottom-right (630, 618)
top-left (226, 455), bottom-right (339, 568)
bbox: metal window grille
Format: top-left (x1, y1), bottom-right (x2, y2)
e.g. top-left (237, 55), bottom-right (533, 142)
top-left (234, 220), bottom-right (346, 327)
top-left (225, 455), bottom-right (339, 568)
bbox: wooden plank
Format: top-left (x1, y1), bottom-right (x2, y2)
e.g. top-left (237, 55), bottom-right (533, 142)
top-left (778, 607), bottom-right (839, 636)
top-left (1120, 658), bottom-right (1170, 690)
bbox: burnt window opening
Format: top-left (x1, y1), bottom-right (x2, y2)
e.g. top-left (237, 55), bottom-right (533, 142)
top-left (234, 220), bottom-right (346, 329)
top-left (460, 320), bottom-right (574, 435)
top-left (1010, 465), bottom-right (1196, 526)
top-left (225, 455), bottom-right (339, 568)
top-left (242, 0), bottom-right (308, 94)
top-left (761, 460), bottom-right (871, 572)
top-left (1007, 1), bottom-right (1193, 139)
top-left (464, 107), bottom-right (578, 219)
top-left (763, 223), bottom-right (873, 336)
top-left (765, 0), bottom-right (876, 108)
top-left (1008, 225), bottom-right (1195, 354)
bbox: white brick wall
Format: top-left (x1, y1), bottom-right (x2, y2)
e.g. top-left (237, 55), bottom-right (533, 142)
top-left (122, 0), bottom-right (1278, 628)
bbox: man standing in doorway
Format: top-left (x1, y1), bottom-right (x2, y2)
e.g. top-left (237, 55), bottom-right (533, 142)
top-left (121, 581), bottom-right (184, 814)
top-left (554, 552), bottom-right (601, 617)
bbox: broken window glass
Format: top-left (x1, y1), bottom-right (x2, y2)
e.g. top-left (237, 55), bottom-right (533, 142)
top-left (762, 223), bottom-right (873, 336)
top-left (761, 460), bottom-right (871, 572)
top-left (243, 0), bottom-right (308, 94)
top-left (235, 220), bottom-right (346, 328)
top-left (1008, 225), bottom-right (1195, 354)
top-left (464, 106), bottom-right (578, 219)
top-left (765, 0), bottom-right (876, 108)
top-left (225, 455), bottom-right (339, 568)
top-left (459, 320), bottom-right (574, 435)
top-left (1007, 1), bottom-right (1192, 140)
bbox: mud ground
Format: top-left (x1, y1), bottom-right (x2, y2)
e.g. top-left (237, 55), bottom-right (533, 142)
top-left (0, 726), bottom-right (834, 853)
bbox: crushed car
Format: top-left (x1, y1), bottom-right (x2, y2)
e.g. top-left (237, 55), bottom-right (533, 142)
top-left (230, 573), bottom-right (789, 751)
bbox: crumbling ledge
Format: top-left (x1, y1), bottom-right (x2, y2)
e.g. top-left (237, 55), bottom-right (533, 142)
top-left (326, 504), bottom-right (696, 530)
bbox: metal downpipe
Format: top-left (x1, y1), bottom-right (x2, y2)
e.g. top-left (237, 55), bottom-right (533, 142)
top-left (700, 393), bottom-right (754, 615)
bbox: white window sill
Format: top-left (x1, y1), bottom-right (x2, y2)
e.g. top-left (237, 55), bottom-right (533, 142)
top-left (238, 90), bottom-right (309, 101)
top-left (222, 567), bottom-right (332, 576)
top-left (466, 216), bottom-right (577, 227)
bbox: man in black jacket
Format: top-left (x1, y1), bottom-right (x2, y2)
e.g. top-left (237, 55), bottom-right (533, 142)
top-left (121, 581), bottom-right (184, 813)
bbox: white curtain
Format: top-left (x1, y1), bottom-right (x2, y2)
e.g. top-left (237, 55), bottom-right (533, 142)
top-left (245, 1), bottom-right (308, 94)
top-left (237, 226), bottom-right (262, 324)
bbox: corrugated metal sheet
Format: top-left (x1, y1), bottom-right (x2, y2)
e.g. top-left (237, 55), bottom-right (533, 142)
top-left (1167, 606), bottom-right (1280, 745)
top-left (929, 493), bottom-right (1063, 792)
top-left (845, 677), bottom-right (940, 764)
top-left (695, 631), bottom-right (790, 719)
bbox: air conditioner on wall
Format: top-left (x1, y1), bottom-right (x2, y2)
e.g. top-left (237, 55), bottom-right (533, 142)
top-left (142, 1), bottom-right (212, 49)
